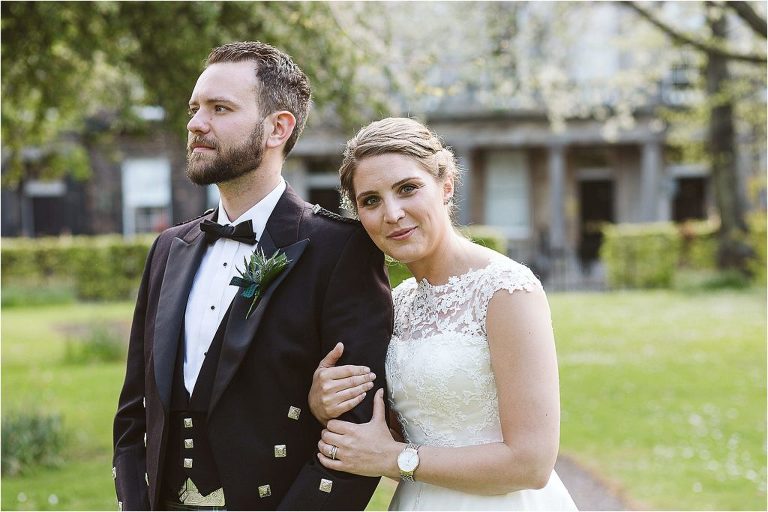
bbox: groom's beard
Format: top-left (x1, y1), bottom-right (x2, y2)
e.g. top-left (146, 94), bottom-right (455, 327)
top-left (186, 123), bottom-right (265, 186)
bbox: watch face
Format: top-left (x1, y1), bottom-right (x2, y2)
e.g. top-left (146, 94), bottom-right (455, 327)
top-left (398, 449), bottom-right (419, 472)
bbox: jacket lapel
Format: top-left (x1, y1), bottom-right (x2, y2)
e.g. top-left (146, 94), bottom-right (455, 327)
top-left (153, 213), bottom-right (213, 412)
top-left (209, 186), bottom-right (309, 414)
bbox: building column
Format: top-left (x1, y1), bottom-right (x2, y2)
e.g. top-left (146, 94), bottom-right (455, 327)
top-left (547, 143), bottom-right (569, 289)
top-left (548, 144), bottom-right (566, 252)
top-left (640, 140), bottom-right (662, 221)
top-left (658, 173), bottom-right (672, 221)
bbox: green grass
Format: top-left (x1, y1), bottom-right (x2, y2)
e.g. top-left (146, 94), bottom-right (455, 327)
top-left (552, 290), bottom-right (766, 510)
top-left (2, 303), bottom-right (132, 511)
top-left (2, 291), bottom-right (765, 510)
top-left (367, 478), bottom-right (397, 511)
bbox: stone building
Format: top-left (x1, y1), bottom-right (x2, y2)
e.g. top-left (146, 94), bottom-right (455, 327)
top-left (3, 2), bottom-right (763, 288)
top-left (288, 110), bottom-right (714, 286)
top-left (1, 102), bottom-right (747, 289)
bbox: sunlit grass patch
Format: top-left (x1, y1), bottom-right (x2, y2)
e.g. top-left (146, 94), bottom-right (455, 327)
top-left (1, 290), bottom-right (765, 510)
top-left (553, 289), bottom-right (766, 511)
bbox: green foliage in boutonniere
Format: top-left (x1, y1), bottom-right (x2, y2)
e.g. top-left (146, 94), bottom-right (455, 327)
top-left (230, 248), bottom-right (291, 319)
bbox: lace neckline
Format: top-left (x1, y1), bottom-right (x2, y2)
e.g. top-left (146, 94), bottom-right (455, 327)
top-left (392, 255), bottom-right (542, 342)
top-left (415, 257), bottom-right (501, 290)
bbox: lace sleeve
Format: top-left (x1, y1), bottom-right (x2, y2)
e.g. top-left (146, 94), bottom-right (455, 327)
top-left (391, 278), bottom-right (416, 337)
top-left (476, 260), bottom-right (543, 336)
top-left (392, 277), bottom-right (416, 307)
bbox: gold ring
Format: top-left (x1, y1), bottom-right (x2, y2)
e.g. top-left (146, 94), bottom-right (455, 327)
top-left (329, 445), bottom-right (338, 460)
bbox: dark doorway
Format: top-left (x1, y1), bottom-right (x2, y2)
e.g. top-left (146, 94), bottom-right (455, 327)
top-left (578, 180), bottom-right (614, 266)
top-left (673, 177), bottom-right (707, 222)
top-left (32, 196), bottom-right (68, 236)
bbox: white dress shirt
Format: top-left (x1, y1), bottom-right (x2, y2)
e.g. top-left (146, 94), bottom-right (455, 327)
top-left (183, 178), bottom-right (286, 395)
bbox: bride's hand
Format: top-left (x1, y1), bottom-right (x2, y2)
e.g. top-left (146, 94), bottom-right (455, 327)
top-left (309, 342), bottom-right (377, 425)
top-left (317, 389), bottom-right (402, 478)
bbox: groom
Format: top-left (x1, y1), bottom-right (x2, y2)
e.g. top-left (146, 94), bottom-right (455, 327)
top-left (112, 41), bottom-right (393, 510)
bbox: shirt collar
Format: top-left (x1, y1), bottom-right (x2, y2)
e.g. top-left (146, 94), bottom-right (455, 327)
top-left (216, 178), bottom-right (286, 241)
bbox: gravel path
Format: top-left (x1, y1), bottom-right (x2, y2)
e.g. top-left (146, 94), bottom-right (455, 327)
top-left (555, 454), bottom-right (634, 511)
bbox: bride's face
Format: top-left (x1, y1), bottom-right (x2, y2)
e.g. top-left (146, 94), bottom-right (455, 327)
top-left (352, 153), bottom-right (453, 265)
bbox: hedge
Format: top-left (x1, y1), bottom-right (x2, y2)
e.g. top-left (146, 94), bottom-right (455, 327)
top-left (2, 225), bottom-right (508, 300)
top-left (600, 217), bottom-right (766, 289)
top-left (2, 235), bottom-right (154, 301)
top-left (678, 220), bottom-right (719, 270)
top-left (1, 411), bottom-right (65, 476)
top-left (600, 222), bottom-right (682, 289)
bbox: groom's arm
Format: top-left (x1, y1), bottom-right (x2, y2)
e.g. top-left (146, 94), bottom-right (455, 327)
top-left (112, 238), bottom-right (159, 511)
top-left (278, 227), bottom-right (393, 511)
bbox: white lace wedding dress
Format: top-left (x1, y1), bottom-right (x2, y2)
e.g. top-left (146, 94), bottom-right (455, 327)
top-left (385, 255), bottom-right (577, 511)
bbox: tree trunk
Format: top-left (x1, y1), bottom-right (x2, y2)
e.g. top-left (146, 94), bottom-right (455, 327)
top-left (705, 3), bottom-right (752, 271)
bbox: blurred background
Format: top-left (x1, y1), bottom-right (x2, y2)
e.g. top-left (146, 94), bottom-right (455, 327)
top-left (1, 1), bottom-right (766, 510)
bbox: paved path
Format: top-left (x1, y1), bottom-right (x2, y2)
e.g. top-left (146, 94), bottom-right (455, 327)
top-left (555, 454), bottom-right (634, 510)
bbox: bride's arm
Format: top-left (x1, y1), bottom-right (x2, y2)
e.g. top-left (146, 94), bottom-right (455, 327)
top-left (317, 287), bottom-right (561, 495)
top-left (308, 343), bottom-right (406, 445)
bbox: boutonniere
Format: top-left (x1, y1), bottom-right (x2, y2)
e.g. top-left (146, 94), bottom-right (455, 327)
top-left (230, 248), bottom-right (291, 319)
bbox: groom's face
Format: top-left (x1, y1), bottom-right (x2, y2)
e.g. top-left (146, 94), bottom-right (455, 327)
top-left (185, 61), bottom-right (266, 185)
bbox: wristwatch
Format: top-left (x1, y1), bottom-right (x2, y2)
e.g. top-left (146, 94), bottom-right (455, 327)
top-left (397, 443), bottom-right (421, 482)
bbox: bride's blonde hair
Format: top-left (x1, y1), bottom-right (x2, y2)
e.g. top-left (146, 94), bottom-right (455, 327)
top-left (338, 117), bottom-right (460, 215)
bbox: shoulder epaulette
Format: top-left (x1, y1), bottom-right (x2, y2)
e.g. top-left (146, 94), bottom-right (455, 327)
top-left (174, 208), bottom-right (215, 227)
top-left (311, 204), bottom-right (358, 224)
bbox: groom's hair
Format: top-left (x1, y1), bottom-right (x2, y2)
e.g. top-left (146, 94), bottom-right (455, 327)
top-left (205, 41), bottom-right (311, 156)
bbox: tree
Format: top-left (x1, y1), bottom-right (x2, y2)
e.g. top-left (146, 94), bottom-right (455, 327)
top-left (620, 1), bottom-right (766, 271)
top-left (1, 1), bottom-right (377, 188)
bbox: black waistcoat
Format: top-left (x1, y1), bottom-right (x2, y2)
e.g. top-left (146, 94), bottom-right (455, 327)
top-left (162, 307), bottom-right (232, 497)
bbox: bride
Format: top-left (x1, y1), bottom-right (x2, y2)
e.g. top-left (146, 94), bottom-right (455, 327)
top-left (309, 117), bottom-right (576, 510)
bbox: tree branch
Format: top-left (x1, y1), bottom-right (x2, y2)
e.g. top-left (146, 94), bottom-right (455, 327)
top-left (728, 1), bottom-right (767, 38)
top-left (621, 1), bottom-right (767, 64)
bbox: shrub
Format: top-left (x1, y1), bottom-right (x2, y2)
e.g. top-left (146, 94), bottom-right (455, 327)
top-left (600, 223), bottom-right (681, 288)
top-left (674, 269), bottom-right (753, 293)
top-left (746, 212), bottom-right (766, 286)
top-left (67, 235), bottom-right (154, 301)
top-left (458, 225), bottom-right (508, 254)
top-left (1, 237), bottom-right (75, 282)
top-left (602, 217), bottom-right (766, 290)
top-left (386, 259), bottom-right (412, 289)
top-left (1, 412), bottom-right (65, 477)
top-left (1, 283), bottom-right (76, 308)
top-left (1, 235), bottom-right (154, 302)
top-left (63, 323), bottom-right (126, 364)
top-left (678, 220), bottom-right (718, 270)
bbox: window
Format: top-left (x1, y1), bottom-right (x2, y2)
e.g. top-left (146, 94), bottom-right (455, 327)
top-left (121, 158), bottom-right (172, 235)
top-left (673, 177), bottom-right (707, 222)
top-left (134, 206), bottom-right (170, 233)
top-left (24, 180), bottom-right (69, 235)
top-left (483, 150), bottom-right (531, 238)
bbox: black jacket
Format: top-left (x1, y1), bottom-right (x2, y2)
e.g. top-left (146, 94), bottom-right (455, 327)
top-left (113, 185), bottom-right (393, 510)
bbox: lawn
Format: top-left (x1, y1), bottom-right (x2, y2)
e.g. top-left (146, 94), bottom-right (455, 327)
top-left (1, 289), bottom-right (765, 510)
top-left (554, 290), bottom-right (766, 510)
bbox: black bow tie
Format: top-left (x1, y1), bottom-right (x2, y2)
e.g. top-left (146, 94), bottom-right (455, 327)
top-left (200, 219), bottom-right (258, 245)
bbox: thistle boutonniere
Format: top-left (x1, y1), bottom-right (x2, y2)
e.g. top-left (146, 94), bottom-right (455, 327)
top-left (229, 248), bottom-right (291, 319)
